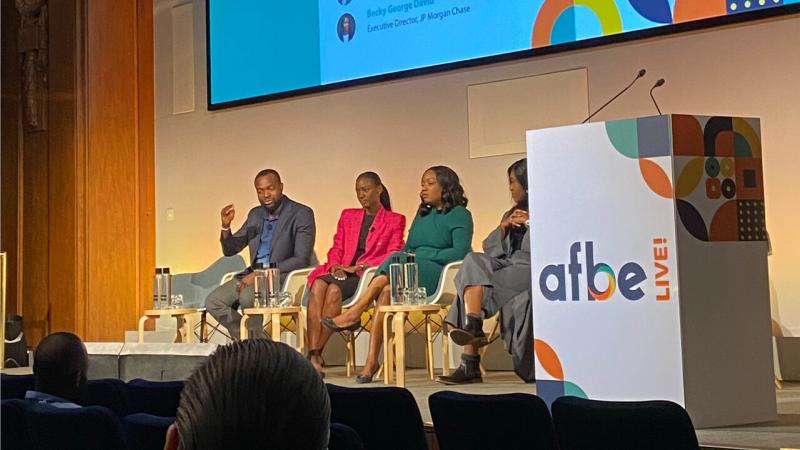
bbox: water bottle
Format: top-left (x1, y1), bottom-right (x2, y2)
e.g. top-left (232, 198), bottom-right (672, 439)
top-left (404, 252), bottom-right (419, 291)
top-left (162, 267), bottom-right (173, 308)
top-left (253, 263), bottom-right (267, 308)
top-left (389, 255), bottom-right (405, 305)
top-left (153, 268), bottom-right (163, 309)
top-left (266, 262), bottom-right (281, 306)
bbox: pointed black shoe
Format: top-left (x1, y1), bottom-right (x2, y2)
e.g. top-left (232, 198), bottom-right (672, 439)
top-left (321, 316), bottom-right (360, 332)
top-left (355, 373), bottom-right (375, 384)
top-left (436, 355), bottom-right (482, 385)
top-left (449, 313), bottom-right (488, 347)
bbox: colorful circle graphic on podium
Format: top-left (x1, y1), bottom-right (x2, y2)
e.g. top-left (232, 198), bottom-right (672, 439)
top-left (672, 115), bottom-right (766, 242)
top-left (534, 338), bottom-right (588, 407)
top-left (588, 264), bottom-right (616, 301)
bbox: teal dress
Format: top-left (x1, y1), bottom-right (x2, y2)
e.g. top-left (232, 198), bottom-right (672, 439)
top-left (376, 205), bottom-right (474, 294)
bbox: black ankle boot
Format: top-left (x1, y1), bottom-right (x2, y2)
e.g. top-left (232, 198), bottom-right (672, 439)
top-left (436, 354), bottom-right (482, 385)
top-left (449, 313), bottom-right (488, 347)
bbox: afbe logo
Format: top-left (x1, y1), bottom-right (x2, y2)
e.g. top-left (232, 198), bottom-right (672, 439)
top-left (538, 239), bottom-right (671, 302)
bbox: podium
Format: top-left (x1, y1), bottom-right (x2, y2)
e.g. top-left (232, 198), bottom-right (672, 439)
top-left (527, 114), bottom-right (776, 427)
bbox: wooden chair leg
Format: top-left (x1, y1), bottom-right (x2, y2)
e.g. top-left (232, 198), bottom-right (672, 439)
top-left (394, 312), bottom-right (407, 387)
top-left (383, 312), bottom-right (393, 384)
top-left (270, 313), bottom-right (281, 342)
top-left (200, 311), bottom-right (208, 343)
top-left (184, 314), bottom-right (197, 343)
top-left (240, 314), bottom-right (249, 340)
top-left (441, 322), bottom-right (450, 376)
top-left (138, 315), bottom-right (149, 343)
top-left (478, 317), bottom-right (500, 375)
top-left (425, 314), bottom-right (434, 380)
top-left (295, 312), bottom-right (305, 354)
top-left (775, 377), bottom-right (784, 390)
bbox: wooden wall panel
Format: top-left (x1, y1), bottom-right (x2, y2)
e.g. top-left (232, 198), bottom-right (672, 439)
top-left (137, 0), bottom-right (156, 326)
top-left (20, 131), bottom-right (49, 344)
top-left (1, 0), bottom-right (154, 345)
top-left (0, 0), bottom-right (21, 318)
top-left (84, 0), bottom-right (154, 341)
top-left (48, 0), bottom-right (79, 335)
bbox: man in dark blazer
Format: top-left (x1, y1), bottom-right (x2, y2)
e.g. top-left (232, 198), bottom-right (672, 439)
top-left (206, 169), bottom-right (316, 339)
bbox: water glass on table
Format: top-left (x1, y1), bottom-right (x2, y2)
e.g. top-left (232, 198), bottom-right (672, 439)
top-left (170, 294), bottom-right (184, 309)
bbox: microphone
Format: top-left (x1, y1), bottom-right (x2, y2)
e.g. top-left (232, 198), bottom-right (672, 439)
top-left (582, 69), bottom-right (647, 123)
top-left (649, 78), bottom-right (666, 115)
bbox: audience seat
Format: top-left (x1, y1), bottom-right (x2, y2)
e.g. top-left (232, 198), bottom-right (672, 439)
top-left (327, 384), bottom-right (427, 450)
top-left (552, 396), bottom-right (699, 450)
top-left (2, 399), bottom-right (33, 450)
top-left (429, 391), bottom-right (557, 450)
top-left (81, 378), bottom-right (131, 416)
top-left (1, 373), bottom-right (35, 399)
top-left (329, 422), bottom-right (366, 450)
top-left (122, 413), bottom-right (174, 450)
top-left (26, 403), bottom-right (128, 450)
top-left (126, 379), bottom-right (184, 417)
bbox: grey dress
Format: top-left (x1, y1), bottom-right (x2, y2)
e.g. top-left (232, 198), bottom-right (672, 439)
top-left (445, 210), bottom-right (535, 382)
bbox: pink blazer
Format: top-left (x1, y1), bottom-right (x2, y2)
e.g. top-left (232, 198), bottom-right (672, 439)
top-left (307, 207), bottom-right (406, 286)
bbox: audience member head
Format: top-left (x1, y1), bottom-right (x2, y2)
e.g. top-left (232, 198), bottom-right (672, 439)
top-left (165, 339), bottom-right (330, 450)
top-left (507, 158), bottom-right (528, 211)
top-left (254, 169), bottom-right (284, 212)
top-left (419, 165), bottom-right (468, 216)
top-left (32, 332), bottom-right (89, 402)
top-left (356, 171), bottom-right (391, 211)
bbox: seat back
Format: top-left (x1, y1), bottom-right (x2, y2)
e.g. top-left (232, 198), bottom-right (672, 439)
top-left (126, 379), bottom-right (184, 417)
top-left (2, 399), bottom-right (33, 450)
top-left (427, 261), bottom-right (462, 306)
top-left (328, 422), bottom-right (365, 450)
top-left (1, 373), bottom-right (35, 399)
top-left (342, 267), bottom-right (376, 308)
top-left (429, 391), bottom-right (556, 450)
top-left (81, 378), bottom-right (131, 416)
top-left (122, 413), bottom-right (174, 450)
top-left (191, 255), bottom-right (246, 287)
top-left (552, 396), bottom-right (699, 450)
top-left (326, 384), bottom-right (427, 450)
top-left (27, 403), bottom-right (128, 450)
top-left (283, 267), bottom-right (314, 307)
top-left (171, 255), bottom-right (247, 307)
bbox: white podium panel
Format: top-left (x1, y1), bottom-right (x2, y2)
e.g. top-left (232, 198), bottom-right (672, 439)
top-left (527, 115), bottom-right (775, 427)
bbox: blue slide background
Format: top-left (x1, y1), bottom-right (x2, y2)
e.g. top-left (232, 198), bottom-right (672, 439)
top-left (208, 0), bottom-right (794, 106)
top-left (208, 0), bottom-right (321, 104)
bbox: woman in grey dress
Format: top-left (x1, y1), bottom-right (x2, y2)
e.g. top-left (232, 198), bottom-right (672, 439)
top-left (437, 158), bottom-right (532, 385)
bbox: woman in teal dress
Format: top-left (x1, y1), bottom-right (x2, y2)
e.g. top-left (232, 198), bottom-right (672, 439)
top-left (323, 166), bottom-right (473, 383)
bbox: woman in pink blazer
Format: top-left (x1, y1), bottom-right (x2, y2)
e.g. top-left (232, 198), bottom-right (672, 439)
top-left (306, 172), bottom-right (405, 376)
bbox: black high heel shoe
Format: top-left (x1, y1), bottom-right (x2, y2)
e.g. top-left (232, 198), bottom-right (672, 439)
top-left (307, 349), bottom-right (326, 379)
top-left (321, 316), bottom-right (360, 332)
top-left (355, 372), bottom-right (374, 384)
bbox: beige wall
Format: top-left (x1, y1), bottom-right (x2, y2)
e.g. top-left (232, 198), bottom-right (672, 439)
top-left (154, 1), bottom-right (800, 331)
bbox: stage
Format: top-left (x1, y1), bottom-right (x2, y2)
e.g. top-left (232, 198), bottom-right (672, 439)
top-left (4, 365), bottom-right (799, 450)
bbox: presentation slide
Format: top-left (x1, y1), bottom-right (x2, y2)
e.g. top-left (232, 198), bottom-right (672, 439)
top-left (208, 0), bottom-right (797, 107)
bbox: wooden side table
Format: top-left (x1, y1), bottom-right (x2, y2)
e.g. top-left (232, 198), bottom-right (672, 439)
top-left (381, 304), bottom-right (442, 387)
top-left (240, 307), bottom-right (305, 354)
top-left (138, 308), bottom-right (200, 343)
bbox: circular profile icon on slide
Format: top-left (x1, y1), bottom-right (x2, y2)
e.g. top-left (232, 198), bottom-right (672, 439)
top-left (338, 0), bottom-right (352, 5)
top-left (338, 14), bottom-right (356, 42)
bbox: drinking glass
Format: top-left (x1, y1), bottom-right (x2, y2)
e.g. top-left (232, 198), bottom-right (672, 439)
top-left (170, 294), bottom-right (184, 309)
top-left (414, 287), bottom-right (428, 305)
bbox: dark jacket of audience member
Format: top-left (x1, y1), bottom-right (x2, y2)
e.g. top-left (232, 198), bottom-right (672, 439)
top-left (24, 332), bottom-right (88, 408)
